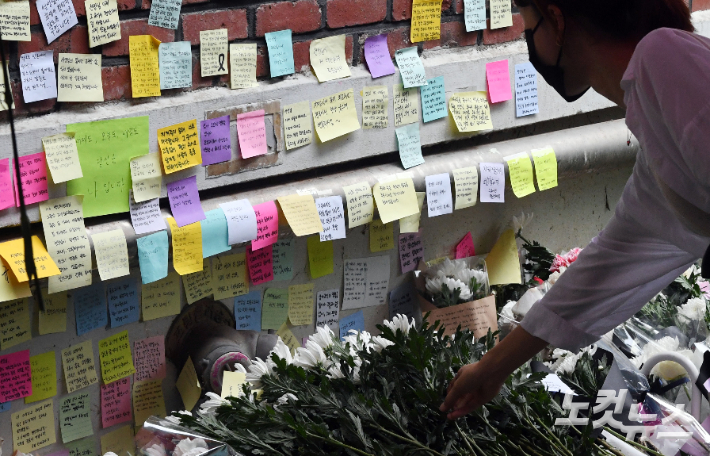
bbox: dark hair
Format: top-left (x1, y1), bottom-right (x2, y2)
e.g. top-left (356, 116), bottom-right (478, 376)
top-left (513, 0), bottom-right (694, 39)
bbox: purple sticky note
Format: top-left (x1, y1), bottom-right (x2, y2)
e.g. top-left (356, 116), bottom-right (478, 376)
top-left (364, 34), bottom-right (396, 79)
top-left (167, 175), bottom-right (206, 227)
top-left (200, 115), bottom-right (232, 166)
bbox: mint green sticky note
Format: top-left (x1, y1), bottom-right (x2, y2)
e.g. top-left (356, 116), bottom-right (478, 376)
top-left (394, 47), bottom-right (427, 88)
top-left (137, 231), bottom-right (169, 285)
top-left (262, 288), bottom-right (289, 330)
top-left (265, 29), bottom-right (295, 78)
top-left (201, 208), bottom-right (231, 258)
top-left (421, 76), bottom-right (447, 123)
top-left (396, 123), bottom-right (425, 170)
top-left (159, 41), bottom-right (192, 89)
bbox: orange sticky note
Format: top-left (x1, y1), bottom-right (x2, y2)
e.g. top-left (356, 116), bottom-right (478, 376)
top-left (0, 236), bottom-right (60, 282)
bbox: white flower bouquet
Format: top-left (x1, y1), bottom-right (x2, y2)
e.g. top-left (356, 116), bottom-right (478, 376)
top-left (133, 416), bottom-right (240, 456)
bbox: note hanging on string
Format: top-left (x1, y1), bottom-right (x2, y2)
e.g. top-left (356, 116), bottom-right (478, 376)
top-left (142, 271), bottom-right (181, 320)
top-left (11, 400), bottom-right (55, 453)
top-left (362, 86), bottom-right (389, 129)
top-left (148, 0), bottom-right (181, 29)
top-left (393, 84), bottom-right (420, 126)
top-left (273, 239), bottom-right (294, 281)
top-left (129, 35), bottom-right (161, 98)
top-left (515, 62), bottom-right (539, 117)
top-left (485, 229), bottom-right (522, 285)
top-left (130, 192), bottom-right (166, 235)
top-left (130, 152), bottom-right (162, 203)
top-left (220, 199), bottom-right (258, 245)
top-left (344, 182), bottom-right (374, 228)
top-left (283, 101), bottom-right (313, 150)
top-left (342, 256), bottom-right (390, 310)
top-left (235, 291), bottom-right (262, 331)
top-left (463, 0), bottom-right (485, 31)
top-left (98, 330), bottom-right (136, 384)
top-left (288, 283), bottom-right (314, 326)
top-left (456, 232), bottom-right (475, 259)
top-left (490, 0), bottom-right (513, 29)
top-left (0, 349), bottom-right (31, 402)
top-left (0, 0), bottom-right (30, 41)
top-left (449, 91), bottom-right (493, 132)
top-left (262, 288), bottom-right (289, 330)
top-left (399, 231), bottom-right (424, 273)
top-left (20, 51), bottom-right (57, 102)
top-left (91, 229), bottom-right (130, 280)
top-left (158, 119), bottom-right (202, 173)
top-left (531, 147), bottom-right (558, 191)
top-left (176, 357), bottom-right (201, 410)
top-left (14, 152), bottom-right (49, 206)
top-left (137, 231), bottom-right (169, 284)
top-left (200, 28), bottom-right (228, 77)
top-left (221, 371), bottom-right (246, 399)
top-left (34, 198), bottom-right (81, 291)
top-left (396, 123), bottom-right (425, 169)
top-left (310, 35), bottom-right (351, 82)
top-left (253, 201), bottom-right (279, 250)
top-left (370, 220), bottom-right (394, 253)
top-left (452, 167), bottom-right (478, 210)
top-left (133, 336), bottom-right (166, 382)
top-left (167, 175), bottom-right (206, 227)
top-left (41, 133), bottom-right (83, 182)
top-left (0, 299), bottom-right (31, 350)
top-left (364, 34), bottom-right (396, 78)
top-left (107, 279), bottom-right (140, 328)
top-left (59, 392), bottom-right (93, 443)
top-left (479, 162), bottom-right (505, 203)
top-left (311, 89), bottom-right (361, 142)
top-left (230, 43), bottom-right (257, 89)
top-left (38, 289), bottom-right (67, 335)
top-left (486, 60), bottom-right (512, 103)
top-left (246, 245), bottom-right (274, 286)
top-left (0, 236), bottom-right (60, 282)
top-left (74, 283), bottom-right (108, 336)
top-left (411, 0), bottom-right (442, 43)
top-left (389, 282), bottom-right (416, 320)
top-left (61, 340), bottom-right (98, 393)
top-left (399, 192), bottom-right (425, 233)
top-left (316, 289), bottom-right (339, 334)
top-left (372, 178), bottom-right (419, 224)
top-left (67, 116), bottom-right (149, 217)
top-left (167, 216), bottom-right (203, 275)
top-left (394, 47), bottom-right (427, 88)
top-left (421, 76), bottom-right (446, 122)
top-left (265, 29), bottom-right (294, 77)
top-left (200, 115), bottom-right (232, 165)
top-left (158, 41), bottom-right (192, 90)
top-left (237, 110), bottom-right (268, 158)
top-left (183, 259), bottom-right (213, 304)
top-left (307, 236), bottom-right (333, 279)
top-left (25, 351), bottom-right (56, 404)
top-left (0, 158), bottom-right (13, 210)
top-left (101, 425), bottom-right (135, 456)
top-left (57, 53), bottom-right (103, 102)
top-left (339, 311), bottom-right (365, 339)
top-left (133, 379), bottom-right (166, 426)
top-left (277, 194), bottom-right (324, 237)
top-left (505, 152), bottom-right (536, 198)
top-left (86, 0), bottom-right (120, 47)
top-left (426, 173), bottom-right (453, 216)
top-left (201, 209), bottom-right (230, 258)
top-left (316, 195), bottom-right (345, 241)
top-left (213, 252), bottom-right (249, 299)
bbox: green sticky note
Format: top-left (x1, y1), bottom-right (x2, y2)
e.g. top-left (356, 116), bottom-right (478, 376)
top-left (67, 436), bottom-right (97, 456)
top-left (273, 239), bottom-right (294, 281)
top-left (60, 392), bottom-right (93, 443)
top-left (137, 231), bottom-right (169, 285)
top-left (201, 209), bottom-right (231, 258)
top-left (307, 236), bottom-right (334, 279)
top-left (66, 116), bottom-right (149, 218)
top-left (420, 76), bottom-right (447, 123)
top-left (261, 288), bottom-right (289, 330)
top-left (265, 29), bottom-right (295, 78)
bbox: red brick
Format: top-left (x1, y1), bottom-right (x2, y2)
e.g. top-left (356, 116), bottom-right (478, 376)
top-left (326, 0), bottom-right (386, 28)
top-left (182, 9), bottom-right (248, 45)
top-left (482, 14), bottom-right (525, 45)
top-left (393, 0), bottom-right (451, 21)
top-left (423, 20), bottom-right (478, 50)
top-left (18, 26), bottom-right (90, 63)
top-left (256, 45), bottom-right (269, 78)
top-left (454, 0), bottom-right (464, 14)
top-left (102, 19), bottom-right (175, 57)
top-left (191, 54), bottom-right (215, 90)
top-left (255, 0), bottom-right (322, 37)
top-left (693, 0), bottom-right (710, 11)
top-left (11, 81), bottom-right (56, 116)
top-left (387, 27), bottom-right (414, 55)
top-left (101, 65), bottom-right (131, 101)
top-left (142, 0), bottom-right (209, 8)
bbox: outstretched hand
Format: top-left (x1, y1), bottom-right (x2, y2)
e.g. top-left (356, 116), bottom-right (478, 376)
top-left (439, 362), bottom-right (505, 420)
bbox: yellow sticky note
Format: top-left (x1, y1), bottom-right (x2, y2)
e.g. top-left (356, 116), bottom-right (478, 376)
top-left (344, 182), bottom-right (374, 229)
top-left (99, 330), bottom-right (136, 384)
top-left (485, 229), bottom-right (522, 286)
top-left (86, 0), bottom-right (121, 47)
top-left (362, 86), bottom-right (389, 129)
top-left (449, 91), bottom-right (493, 132)
top-left (276, 322), bottom-right (300, 355)
top-left (0, 262), bottom-right (30, 303)
top-left (532, 147), bottom-right (558, 191)
top-left (277, 194), bottom-right (324, 237)
top-left (25, 351), bottom-right (57, 404)
top-left (230, 43), bottom-right (257, 89)
top-left (311, 89), bottom-right (361, 142)
top-left (0, 236), bottom-right (60, 282)
top-left (167, 217), bottom-right (203, 275)
top-left (262, 288), bottom-right (289, 330)
top-left (41, 132), bottom-right (83, 183)
top-left (372, 178), bottom-right (419, 224)
top-left (133, 379), bottom-right (166, 426)
top-left (505, 152), bottom-right (536, 198)
top-left (490, 0), bottom-right (513, 29)
top-left (129, 35), bottom-right (161, 98)
top-left (393, 84), bottom-right (420, 127)
top-left (57, 53), bottom-right (104, 102)
top-left (61, 340), bottom-right (99, 393)
top-left (0, 0), bottom-right (30, 42)
top-left (411, 0), bottom-right (443, 43)
top-left (91, 229), bottom-right (130, 281)
top-left (307, 236), bottom-right (333, 279)
top-left (221, 371), bottom-right (246, 399)
top-left (283, 100), bottom-right (313, 150)
top-left (212, 253), bottom-right (249, 300)
top-left (142, 271), bottom-right (182, 321)
top-left (200, 29), bottom-right (228, 77)
top-left (452, 167), bottom-right (479, 210)
top-left (130, 153), bottom-right (162, 202)
top-left (370, 219), bottom-right (395, 252)
top-left (399, 192), bottom-right (426, 233)
top-left (0, 298), bottom-right (30, 350)
top-left (288, 283), bottom-right (314, 325)
top-left (38, 289), bottom-right (67, 335)
top-left (101, 425), bottom-right (136, 456)
top-left (310, 35), bottom-right (351, 82)
top-left (183, 259), bottom-right (213, 304)
top-left (11, 400), bottom-right (56, 453)
top-left (176, 357), bottom-right (201, 411)
top-left (158, 119), bottom-right (202, 173)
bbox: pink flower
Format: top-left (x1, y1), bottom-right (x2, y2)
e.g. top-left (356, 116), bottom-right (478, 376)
top-left (550, 248), bottom-right (582, 273)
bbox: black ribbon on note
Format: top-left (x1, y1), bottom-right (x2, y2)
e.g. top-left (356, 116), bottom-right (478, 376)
top-left (218, 54), bottom-right (226, 71)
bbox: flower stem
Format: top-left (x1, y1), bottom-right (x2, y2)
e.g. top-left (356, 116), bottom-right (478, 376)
top-left (602, 427), bottom-right (665, 456)
top-left (305, 431), bottom-right (375, 456)
top-left (374, 426), bottom-right (446, 456)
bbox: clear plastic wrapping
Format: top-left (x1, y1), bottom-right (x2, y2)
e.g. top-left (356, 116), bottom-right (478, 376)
top-left (135, 417), bottom-right (241, 456)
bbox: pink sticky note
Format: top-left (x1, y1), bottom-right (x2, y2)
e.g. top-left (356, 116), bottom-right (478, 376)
top-left (237, 110), bottom-right (267, 159)
top-left (167, 175), bottom-right (206, 227)
top-left (486, 60), bottom-right (512, 103)
top-left (399, 231), bottom-right (424, 273)
top-left (0, 350), bottom-right (32, 402)
top-left (13, 152), bottom-right (48, 206)
top-left (101, 377), bottom-right (132, 428)
top-left (0, 158), bottom-right (13, 211)
top-left (252, 201), bottom-right (279, 251)
top-left (456, 232), bottom-right (475, 259)
top-left (247, 244), bottom-right (274, 285)
top-left (133, 336), bottom-right (166, 382)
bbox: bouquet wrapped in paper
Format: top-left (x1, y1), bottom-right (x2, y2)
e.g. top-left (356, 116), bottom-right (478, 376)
top-left (133, 417), bottom-right (241, 456)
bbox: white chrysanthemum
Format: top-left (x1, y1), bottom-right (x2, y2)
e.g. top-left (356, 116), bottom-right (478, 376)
top-left (273, 393), bottom-right (298, 411)
top-left (310, 325), bottom-right (335, 349)
top-left (163, 410), bottom-right (192, 425)
top-left (425, 274), bottom-right (473, 300)
top-left (631, 336), bottom-right (694, 380)
top-left (546, 345), bottom-right (597, 375)
top-left (500, 301), bottom-right (516, 322)
top-left (513, 212), bottom-right (534, 233)
top-left (371, 336), bottom-right (395, 352)
top-left (199, 392), bottom-right (229, 416)
top-left (144, 444), bottom-right (167, 456)
top-left (271, 338), bottom-right (293, 364)
top-left (547, 267), bottom-right (566, 286)
top-left (293, 340), bottom-right (327, 369)
top-left (243, 357), bottom-right (273, 389)
top-left (103, 453), bottom-right (118, 456)
top-left (678, 298), bottom-right (707, 322)
top-left (383, 314), bottom-right (414, 336)
top-left (437, 258), bottom-right (468, 277)
top-left (343, 330), bottom-right (372, 352)
top-left (453, 268), bottom-right (488, 287)
top-left (327, 365), bottom-right (345, 379)
top-left (174, 438), bottom-right (209, 456)
top-left (234, 363), bottom-right (247, 375)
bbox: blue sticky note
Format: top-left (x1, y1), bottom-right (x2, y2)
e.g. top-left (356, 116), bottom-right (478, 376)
top-left (389, 282), bottom-right (416, 320)
top-left (0, 402), bottom-right (9, 412)
top-left (396, 123), bottom-right (425, 170)
top-left (234, 291), bottom-right (262, 331)
top-left (515, 62), bottom-right (539, 118)
top-left (74, 283), bottom-right (108, 336)
top-left (339, 310), bottom-right (365, 340)
top-left (137, 231), bottom-right (169, 284)
top-left (149, 0), bottom-right (182, 29)
top-left (159, 41), bottom-right (192, 90)
top-left (394, 47), bottom-right (427, 88)
top-left (463, 0), bottom-right (486, 32)
top-left (107, 278), bottom-right (140, 328)
top-left (420, 76), bottom-right (447, 123)
top-left (265, 29), bottom-right (295, 78)
top-left (272, 239), bottom-right (295, 281)
top-left (202, 209), bottom-right (231, 258)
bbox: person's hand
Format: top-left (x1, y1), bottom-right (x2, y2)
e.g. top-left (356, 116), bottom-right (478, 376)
top-left (438, 361), bottom-right (505, 420)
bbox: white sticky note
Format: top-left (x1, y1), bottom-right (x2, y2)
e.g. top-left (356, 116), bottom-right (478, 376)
top-left (220, 199), bottom-right (257, 245)
top-left (19, 51), bottom-right (57, 103)
top-left (425, 173), bottom-right (453, 217)
top-left (342, 256), bottom-right (390, 310)
top-left (91, 229), bottom-right (130, 280)
top-left (479, 163), bottom-right (505, 203)
top-left (37, 0), bottom-right (78, 44)
top-left (129, 192), bottom-right (167, 235)
top-left (515, 62), bottom-right (539, 118)
top-left (315, 195), bottom-right (346, 242)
